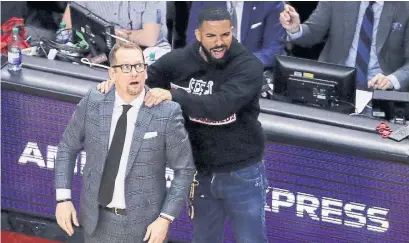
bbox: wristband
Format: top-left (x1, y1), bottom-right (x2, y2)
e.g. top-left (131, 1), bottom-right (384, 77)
top-left (159, 214), bottom-right (173, 223)
top-left (57, 199), bottom-right (72, 204)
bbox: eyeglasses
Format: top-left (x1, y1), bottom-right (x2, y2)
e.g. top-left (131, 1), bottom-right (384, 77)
top-left (112, 63), bottom-right (147, 73)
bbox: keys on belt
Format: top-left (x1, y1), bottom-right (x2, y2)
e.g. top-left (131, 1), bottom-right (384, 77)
top-left (188, 171), bottom-right (199, 219)
top-left (100, 205), bottom-right (126, 216)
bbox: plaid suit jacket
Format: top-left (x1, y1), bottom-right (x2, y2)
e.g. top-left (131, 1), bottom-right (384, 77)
top-left (55, 87), bottom-right (195, 237)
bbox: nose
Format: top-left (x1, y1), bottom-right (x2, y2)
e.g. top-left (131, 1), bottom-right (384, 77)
top-left (215, 36), bottom-right (223, 47)
top-left (130, 66), bottom-right (138, 77)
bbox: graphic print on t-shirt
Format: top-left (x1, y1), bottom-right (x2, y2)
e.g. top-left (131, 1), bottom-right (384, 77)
top-left (170, 78), bottom-right (236, 125)
top-left (189, 78), bottom-right (214, 95)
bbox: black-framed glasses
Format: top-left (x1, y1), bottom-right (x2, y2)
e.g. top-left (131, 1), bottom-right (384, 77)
top-left (112, 63), bottom-right (147, 73)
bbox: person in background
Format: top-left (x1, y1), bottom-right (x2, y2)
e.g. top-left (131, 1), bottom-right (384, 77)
top-left (280, 1), bottom-right (409, 112)
top-left (54, 41), bottom-right (195, 243)
top-left (187, 1), bottom-right (286, 69)
top-left (62, 1), bottom-right (171, 61)
top-left (98, 6), bottom-right (269, 243)
top-left (166, 1), bottom-right (192, 49)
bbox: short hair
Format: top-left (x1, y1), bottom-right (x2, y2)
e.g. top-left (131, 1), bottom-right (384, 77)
top-left (108, 41), bottom-right (144, 66)
top-left (197, 6), bottom-right (231, 28)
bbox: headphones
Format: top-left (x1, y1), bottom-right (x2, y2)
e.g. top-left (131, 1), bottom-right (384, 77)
top-left (38, 36), bottom-right (90, 62)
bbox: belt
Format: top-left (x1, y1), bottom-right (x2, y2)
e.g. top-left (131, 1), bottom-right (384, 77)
top-left (99, 205), bottom-right (126, 216)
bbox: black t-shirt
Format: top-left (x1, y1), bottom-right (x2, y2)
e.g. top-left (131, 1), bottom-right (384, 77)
top-left (147, 39), bottom-right (265, 172)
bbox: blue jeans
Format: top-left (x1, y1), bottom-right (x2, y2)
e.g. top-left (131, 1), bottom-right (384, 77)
top-left (192, 161), bottom-right (268, 243)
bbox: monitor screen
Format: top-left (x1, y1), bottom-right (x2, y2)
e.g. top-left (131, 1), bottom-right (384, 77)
top-left (70, 2), bottom-right (116, 56)
top-left (372, 90), bottom-right (409, 123)
top-left (274, 55), bottom-right (356, 113)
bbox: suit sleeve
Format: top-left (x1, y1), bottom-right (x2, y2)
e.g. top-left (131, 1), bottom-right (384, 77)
top-left (55, 89), bottom-right (90, 190)
top-left (161, 104), bottom-right (196, 218)
top-left (253, 2), bottom-right (287, 68)
top-left (186, 1), bottom-right (203, 44)
top-left (170, 58), bottom-right (264, 121)
top-left (74, 1), bottom-right (88, 8)
top-left (290, 1), bottom-right (332, 47)
top-left (390, 19), bottom-right (409, 91)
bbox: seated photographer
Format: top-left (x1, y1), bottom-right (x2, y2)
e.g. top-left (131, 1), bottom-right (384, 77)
top-left (63, 1), bottom-right (171, 61)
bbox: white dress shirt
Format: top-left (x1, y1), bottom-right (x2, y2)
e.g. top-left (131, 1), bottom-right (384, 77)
top-left (106, 90), bottom-right (145, 208)
top-left (56, 89), bottom-right (145, 209)
top-left (227, 1), bottom-right (244, 42)
top-left (287, 1), bottom-right (400, 90)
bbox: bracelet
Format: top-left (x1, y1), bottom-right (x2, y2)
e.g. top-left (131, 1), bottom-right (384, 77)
top-left (57, 199), bottom-right (72, 204)
top-left (159, 214), bottom-right (173, 224)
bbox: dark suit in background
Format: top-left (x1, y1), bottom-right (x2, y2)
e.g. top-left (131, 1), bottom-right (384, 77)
top-left (187, 1), bottom-right (287, 69)
top-left (288, 1), bottom-right (409, 91)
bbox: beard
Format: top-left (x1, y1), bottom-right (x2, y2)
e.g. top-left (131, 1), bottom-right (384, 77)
top-left (199, 42), bottom-right (230, 66)
top-left (127, 86), bottom-right (141, 96)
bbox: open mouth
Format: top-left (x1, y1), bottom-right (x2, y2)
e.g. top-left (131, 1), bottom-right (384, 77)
top-left (211, 47), bottom-right (226, 59)
top-left (129, 81), bottom-right (139, 86)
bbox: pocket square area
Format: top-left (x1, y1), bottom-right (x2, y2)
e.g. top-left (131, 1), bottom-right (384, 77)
top-left (250, 22), bottom-right (262, 29)
top-left (143, 132), bottom-right (158, 139)
top-left (392, 22), bottom-right (402, 31)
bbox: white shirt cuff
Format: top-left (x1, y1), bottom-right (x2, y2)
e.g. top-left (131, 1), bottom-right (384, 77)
top-left (160, 213), bottom-right (175, 221)
top-left (387, 74), bottom-right (401, 90)
top-left (286, 25), bottom-right (303, 41)
top-left (56, 189), bottom-right (71, 200)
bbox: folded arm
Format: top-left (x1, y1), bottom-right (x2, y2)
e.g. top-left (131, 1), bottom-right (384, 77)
top-left (127, 1), bottom-right (164, 47)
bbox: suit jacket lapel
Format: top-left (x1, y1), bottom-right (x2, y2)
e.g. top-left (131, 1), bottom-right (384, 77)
top-left (343, 2), bottom-right (360, 61)
top-left (98, 89), bottom-right (115, 173)
top-left (240, 1), bottom-right (254, 43)
top-left (376, 2), bottom-right (395, 54)
top-left (125, 104), bottom-right (153, 178)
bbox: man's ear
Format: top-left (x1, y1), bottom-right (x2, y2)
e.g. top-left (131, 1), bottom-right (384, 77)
top-left (108, 67), bottom-right (115, 81)
top-left (195, 29), bottom-right (201, 42)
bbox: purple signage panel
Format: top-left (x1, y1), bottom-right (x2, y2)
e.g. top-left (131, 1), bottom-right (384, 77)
top-left (2, 90), bottom-right (409, 242)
